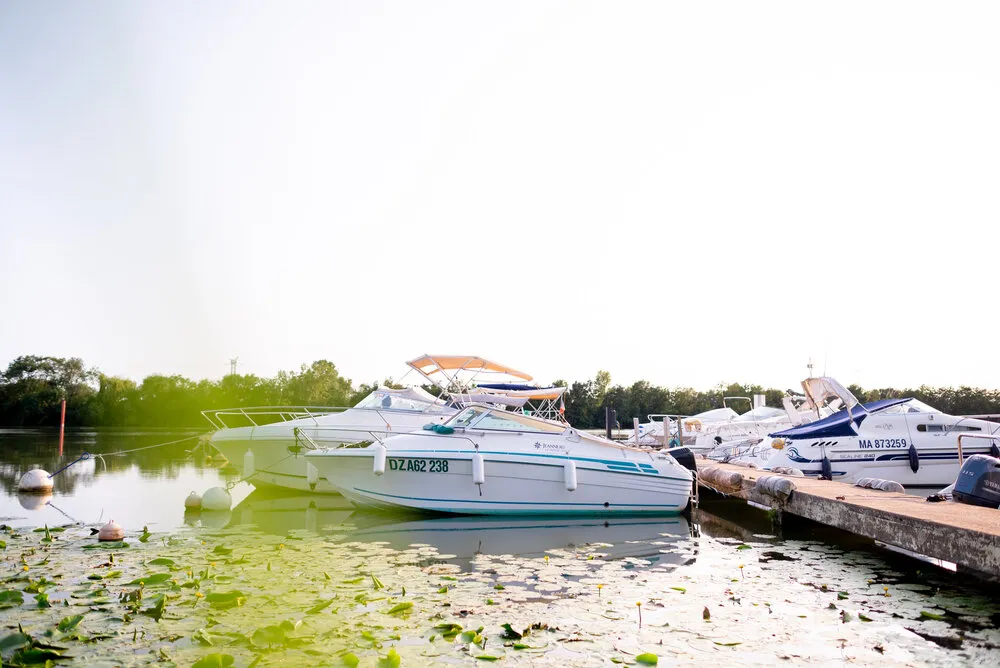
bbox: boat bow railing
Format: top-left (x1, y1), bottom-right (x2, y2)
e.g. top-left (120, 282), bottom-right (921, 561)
top-left (202, 406), bottom-right (350, 430)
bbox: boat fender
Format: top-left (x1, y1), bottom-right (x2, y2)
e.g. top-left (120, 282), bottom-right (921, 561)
top-left (184, 491), bottom-right (203, 510)
top-left (98, 519), bottom-right (125, 542)
top-left (373, 444), bottom-right (387, 476)
top-left (820, 456), bottom-right (833, 481)
top-left (908, 443), bottom-right (919, 473)
top-left (668, 447), bottom-right (698, 473)
top-left (755, 475), bottom-right (795, 500)
top-left (699, 466), bottom-right (744, 491)
top-left (18, 468), bottom-right (53, 494)
top-left (202, 487), bottom-right (232, 511)
top-left (472, 452), bottom-right (485, 486)
top-left (564, 460), bottom-right (578, 491)
top-left (667, 437), bottom-right (681, 448)
top-left (991, 441), bottom-right (1000, 458)
top-left (855, 477), bottom-right (905, 493)
top-left (770, 466), bottom-right (804, 477)
top-left (306, 462), bottom-right (320, 490)
top-left (243, 449), bottom-right (255, 479)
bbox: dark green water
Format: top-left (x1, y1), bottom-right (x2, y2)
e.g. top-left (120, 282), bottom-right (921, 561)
top-left (2, 428), bottom-right (998, 666)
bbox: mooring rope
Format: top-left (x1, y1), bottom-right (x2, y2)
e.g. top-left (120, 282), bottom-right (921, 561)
top-left (99, 434), bottom-right (204, 457)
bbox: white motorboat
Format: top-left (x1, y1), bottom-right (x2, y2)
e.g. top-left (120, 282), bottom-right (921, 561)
top-left (206, 355), bottom-right (535, 494)
top-left (726, 377), bottom-right (1000, 486)
top-left (305, 404), bottom-right (695, 515)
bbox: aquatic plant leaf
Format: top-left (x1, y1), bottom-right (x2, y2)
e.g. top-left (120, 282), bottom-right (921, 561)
top-left (144, 595), bottom-right (167, 621)
top-left (713, 641), bottom-right (741, 646)
top-left (736, 544), bottom-right (751, 551)
top-left (500, 623), bottom-right (522, 640)
top-left (192, 628), bottom-right (215, 646)
top-left (34, 592), bottom-right (50, 608)
top-left (919, 610), bottom-right (946, 621)
top-left (0, 632), bottom-right (31, 652)
top-left (205, 591), bottom-right (247, 608)
top-left (306, 598), bottom-right (336, 615)
top-left (476, 655), bottom-right (500, 661)
top-left (212, 546), bottom-right (233, 556)
top-left (371, 574), bottom-right (386, 590)
top-left (148, 558), bottom-right (176, 567)
top-left (81, 542), bottom-right (128, 550)
top-left (386, 601), bottom-right (413, 616)
top-left (670, 587), bottom-right (686, 593)
top-left (14, 647), bottom-right (68, 663)
top-left (377, 648), bottom-right (401, 668)
top-left (251, 625), bottom-right (287, 647)
top-left (124, 573), bottom-right (172, 587)
top-left (57, 614), bottom-right (85, 632)
top-left (0, 589), bottom-right (24, 606)
top-left (342, 653), bottom-right (360, 667)
top-left (191, 653), bottom-right (235, 668)
top-left (636, 653), bottom-right (659, 665)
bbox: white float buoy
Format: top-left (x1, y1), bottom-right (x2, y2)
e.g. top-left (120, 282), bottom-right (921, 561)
top-left (184, 491), bottom-right (203, 510)
top-left (472, 452), bottom-right (485, 485)
top-left (564, 460), bottom-right (578, 491)
top-left (18, 469), bottom-right (53, 494)
top-left (201, 486), bottom-right (232, 511)
top-left (98, 519), bottom-right (125, 542)
top-left (243, 449), bottom-right (255, 478)
top-left (373, 444), bottom-right (387, 476)
top-left (306, 462), bottom-right (319, 489)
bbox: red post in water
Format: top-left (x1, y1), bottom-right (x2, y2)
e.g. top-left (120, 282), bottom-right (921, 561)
top-left (59, 398), bottom-right (66, 457)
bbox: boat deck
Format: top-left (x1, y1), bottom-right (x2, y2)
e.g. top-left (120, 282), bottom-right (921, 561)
top-left (696, 459), bottom-right (1000, 578)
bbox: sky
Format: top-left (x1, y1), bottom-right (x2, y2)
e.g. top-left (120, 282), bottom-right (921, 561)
top-left (2, 1), bottom-right (1000, 392)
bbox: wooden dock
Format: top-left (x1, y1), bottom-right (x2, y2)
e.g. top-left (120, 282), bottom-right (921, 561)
top-left (696, 460), bottom-right (1000, 578)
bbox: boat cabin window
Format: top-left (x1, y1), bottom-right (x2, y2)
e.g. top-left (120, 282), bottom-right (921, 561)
top-left (917, 424), bottom-right (982, 433)
top-left (472, 410), bottom-right (567, 434)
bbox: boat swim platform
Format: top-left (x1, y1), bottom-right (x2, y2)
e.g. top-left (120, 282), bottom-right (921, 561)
top-left (695, 460), bottom-right (1000, 579)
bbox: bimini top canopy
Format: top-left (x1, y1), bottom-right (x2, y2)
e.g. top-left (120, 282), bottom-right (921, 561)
top-left (406, 355), bottom-right (533, 390)
top-left (801, 377), bottom-right (859, 414)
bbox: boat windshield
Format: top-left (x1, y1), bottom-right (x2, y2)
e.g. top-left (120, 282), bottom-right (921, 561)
top-left (446, 407), bottom-right (567, 433)
top-left (354, 389), bottom-right (446, 413)
top-left (447, 407), bottom-right (489, 427)
top-left (877, 399), bottom-right (941, 414)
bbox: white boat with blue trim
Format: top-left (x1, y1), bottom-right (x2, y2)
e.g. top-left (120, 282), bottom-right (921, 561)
top-left (305, 405), bottom-right (695, 515)
top-left (724, 377), bottom-right (1000, 486)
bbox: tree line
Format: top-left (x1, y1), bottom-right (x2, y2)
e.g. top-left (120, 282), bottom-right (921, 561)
top-left (3, 355), bottom-right (1000, 429)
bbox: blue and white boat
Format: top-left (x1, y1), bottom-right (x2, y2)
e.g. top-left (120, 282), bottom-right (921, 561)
top-left (305, 405), bottom-right (695, 515)
top-left (727, 377), bottom-right (1000, 486)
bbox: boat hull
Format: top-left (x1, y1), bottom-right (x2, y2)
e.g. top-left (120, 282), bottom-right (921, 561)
top-left (307, 448), bottom-right (692, 516)
top-left (208, 410), bottom-right (448, 494)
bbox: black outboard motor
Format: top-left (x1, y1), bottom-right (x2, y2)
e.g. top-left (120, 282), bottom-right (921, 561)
top-left (953, 454), bottom-right (1000, 508)
top-left (669, 447), bottom-right (697, 474)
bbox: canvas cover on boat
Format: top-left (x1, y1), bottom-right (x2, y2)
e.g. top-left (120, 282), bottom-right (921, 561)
top-left (801, 377), bottom-right (859, 411)
top-left (475, 385), bottom-right (567, 400)
top-left (448, 392), bottom-right (530, 408)
top-left (381, 386), bottom-right (441, 404)
top-left (770, 397), bottom-right (913, 439)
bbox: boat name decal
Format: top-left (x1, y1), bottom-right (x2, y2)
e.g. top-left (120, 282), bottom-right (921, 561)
top-left (533, 441), bottom-right (567, 452)
top-left (858, 439), bottom-right (908, 449)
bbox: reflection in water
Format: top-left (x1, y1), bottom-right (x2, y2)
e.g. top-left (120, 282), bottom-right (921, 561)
top-left (230, 488), bottom-right (699, 571)
top-left (0, 427), bottom-right (244, 529)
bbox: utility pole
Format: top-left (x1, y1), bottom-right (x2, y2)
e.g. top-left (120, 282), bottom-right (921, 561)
top-left (229, 357), bottom-right (239, 376)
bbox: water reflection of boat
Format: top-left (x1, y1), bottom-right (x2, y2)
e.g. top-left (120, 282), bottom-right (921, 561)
top-left (343, 513), bottom-right (696, 567)
top-left (227, 489), bottom-right (355, 534)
